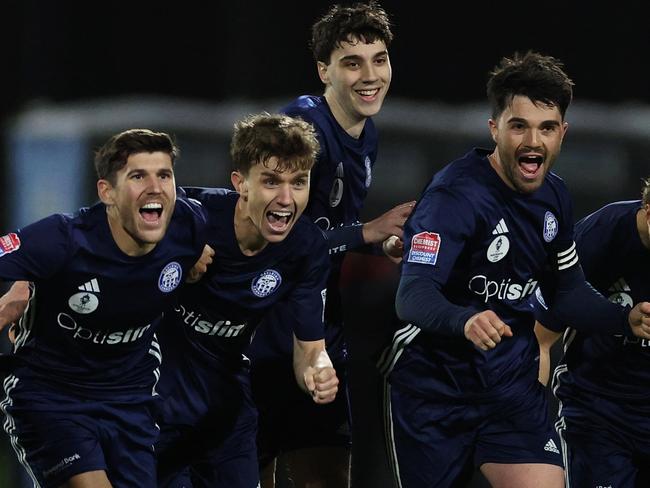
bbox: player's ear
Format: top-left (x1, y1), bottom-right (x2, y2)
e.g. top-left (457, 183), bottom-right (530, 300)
top-left (231, 171), bottom-right (248, 201)
top-left (488, 119), bottom-right (498, 143)
top-left (317, 61), bottom-right (329, 84)
top-left (97, 179), bottom-right (115, 205)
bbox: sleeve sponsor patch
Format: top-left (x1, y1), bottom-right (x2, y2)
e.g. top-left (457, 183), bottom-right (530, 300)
top-left (0, 233), bottom-right (20, 257)
top-left (407, 231), bottom-right (440, 265)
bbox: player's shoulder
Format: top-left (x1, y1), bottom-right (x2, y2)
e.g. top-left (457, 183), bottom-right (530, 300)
top-left (424, 148), bottom-right (488, 195)
top-left (577, 199), bottom-right (640, 234)
top-left (178, 186), bottom-right (236, 212)
top-left (289, 215), bottom-right (328, 251)
top-left (281, 95), bottom-right (331, 128)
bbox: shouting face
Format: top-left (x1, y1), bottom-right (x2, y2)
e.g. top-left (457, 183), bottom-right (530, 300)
top-left (98, 151), bottom-right (176, 256)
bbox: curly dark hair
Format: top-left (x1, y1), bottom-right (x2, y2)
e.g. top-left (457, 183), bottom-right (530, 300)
top-left (310, 1), bottom-right (393, 64)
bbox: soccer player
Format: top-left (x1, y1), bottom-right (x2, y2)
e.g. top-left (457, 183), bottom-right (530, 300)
top-left (534, 178), bottom-right (650, 487)
top-left (155, 113), bottom-right (338, 488)
top-left (378, 51), bottom-right (650, 488)
top-left (247, 2), bottom-right (414, 486)
top-left (0, 129), bottom-right (211, 488)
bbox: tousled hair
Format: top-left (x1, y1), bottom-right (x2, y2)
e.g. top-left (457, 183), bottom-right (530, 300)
top-left (230, 113), bottom-right (320, 174)
top-left (487, 50), bottom-right (574, 121)
top-left (310, 1), bottom-right (393, 64)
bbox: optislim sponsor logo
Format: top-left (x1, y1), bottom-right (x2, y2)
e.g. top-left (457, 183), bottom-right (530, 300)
top-left (468, 275), bottom-right (538, 303)
top-left (175, 304), bottom-right (247, 337)
top-left (57, 313), bottom-right (151, 344)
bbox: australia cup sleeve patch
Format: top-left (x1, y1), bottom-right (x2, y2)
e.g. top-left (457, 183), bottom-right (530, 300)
top-left (407, 232), bottom-right (440, 265)
top-left (0, 233), bottom-right (20, 257)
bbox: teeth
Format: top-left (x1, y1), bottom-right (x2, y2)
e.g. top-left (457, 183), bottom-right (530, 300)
top-left (357, 89), bottom-right (378, 96)
top-left (141, 203), bottom-right (162, 209)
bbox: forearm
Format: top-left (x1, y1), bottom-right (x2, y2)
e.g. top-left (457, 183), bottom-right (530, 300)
top-left (551, 267), bottom-right (631, 336)
top-left (292, 336), bottom-right (328, 394)
top-left (325, 225), bottom-right (365, 255)
top-left (396, 275), bottom-right (479, 336)
top-left (0, 281), bottom-right (30, 331)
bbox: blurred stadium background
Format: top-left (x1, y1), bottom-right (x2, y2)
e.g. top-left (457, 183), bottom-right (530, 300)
top-left (2, 2), bottom-right (649, 486)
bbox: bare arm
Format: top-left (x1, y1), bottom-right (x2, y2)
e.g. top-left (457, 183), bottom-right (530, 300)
top-left (0, 281), bottom-right (30, 340)
top-left (534, 321), bottom-right (562, 386)
top-left (292, 336), bottom-right (339, 404)
top-left (362, 200), bottom-right (415, 246)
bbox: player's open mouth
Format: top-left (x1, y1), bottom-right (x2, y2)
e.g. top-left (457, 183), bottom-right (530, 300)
top-left (356, 88), bottom-right (380, 101)
top-left (266, 210), bottom-right (293, 232)
top-left (518, 155), bottom-right (544, 179)
top-left (139, 202), bottom-right (163, 224)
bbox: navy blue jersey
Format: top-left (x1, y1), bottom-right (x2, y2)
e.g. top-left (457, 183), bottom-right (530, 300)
top-left (281, 95), bottom-right (378, 327)
top-left (163, 187), bottom-right (329, 370)
top-left (0, 199), bottom-right (207, 396)
top-left (387, 148), bottom-right (577, 400)
top-left (549, 201), bottom-right (650, 408)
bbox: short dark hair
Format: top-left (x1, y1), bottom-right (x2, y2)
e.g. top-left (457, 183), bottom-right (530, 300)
top-left (230, 113), bottom-right (320, 175)
top-left (94, 129), bottom-right (179, 184)
top-left (310, 1), bottom-right (393, 64)
top-left (487, 51), bottom-right (574, 120)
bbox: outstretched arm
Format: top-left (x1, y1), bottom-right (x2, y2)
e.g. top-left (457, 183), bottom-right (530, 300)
top-left (0, 281), bottom-right (30, 339)
top-left (293, 336), bottom-right (339, 404)
top-left (325, 201), bottom-right (415, 257)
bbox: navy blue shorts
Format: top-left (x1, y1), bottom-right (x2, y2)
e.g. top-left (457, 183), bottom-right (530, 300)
top-left (558, 398), bottom-right (650, 488)
top-left (156, 326), bottom-right (259, 488)
top-left (385, 379), bottom-right (562, 488)
top-left (251, 359), bottom-right (351, 468)
top-left (1, 372), bottom-right (159, 488)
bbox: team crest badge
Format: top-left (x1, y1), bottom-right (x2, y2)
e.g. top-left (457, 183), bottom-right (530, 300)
top-left (0, 233), bottom-right (20, 257)
top-left (68, 292), bottom-right (99, 314)
top-left (407, 231), bottom-right (441, 265)
top-left (159, 262), bottom-right (182, 293)
top-left (543, 211), bottom-right (558, 242)
top-left (487, 235), bottom-right (509, 263)
top-left (251, 269), bottom-right (282, 297)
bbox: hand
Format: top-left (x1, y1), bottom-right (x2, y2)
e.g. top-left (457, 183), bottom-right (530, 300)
top-left (464, 310), bottom-right (513, 351)
top-left (186, 244), bottom-right (215, 284)
top-left (303, 350), bottom-right (339, 404)
top-left (0, 281), bottom-right (30, 337)
top-left (362, 200), bottom-right (416, 245)
top-left (627, 301), bottom-right (650, 339)
top-left (382, 235), bottom-right (404, 264)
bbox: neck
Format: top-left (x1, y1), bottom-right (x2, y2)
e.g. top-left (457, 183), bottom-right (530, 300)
top-left (234, 198), bottom-right (267, 256)
top-left (324, 92), bottom-right (366, 139)
top-left (487, 151), bottom-right (514, 191)
top-left (106, 209), bottom-right (154, 257)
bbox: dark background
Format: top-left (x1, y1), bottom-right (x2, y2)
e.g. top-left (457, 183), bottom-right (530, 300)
top-left (3, 2), bottom-right (650, 117)
top-left (2, 1), bottom-right (649, 486)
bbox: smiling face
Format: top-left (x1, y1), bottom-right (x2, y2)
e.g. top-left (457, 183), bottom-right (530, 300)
top-left (232, 157), bottom-right (310, 252)
top-left (318, 36), bottom-right (391, 135)
top-left (98, 151), bottom-right (176, 256)
top-left (488, 95), bottom-right (568, 194)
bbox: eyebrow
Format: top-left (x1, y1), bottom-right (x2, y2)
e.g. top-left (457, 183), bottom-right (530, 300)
top-left (507, 117), bottom-right (561, 127)
top-left (338, 50), bottom-right (389, 63)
